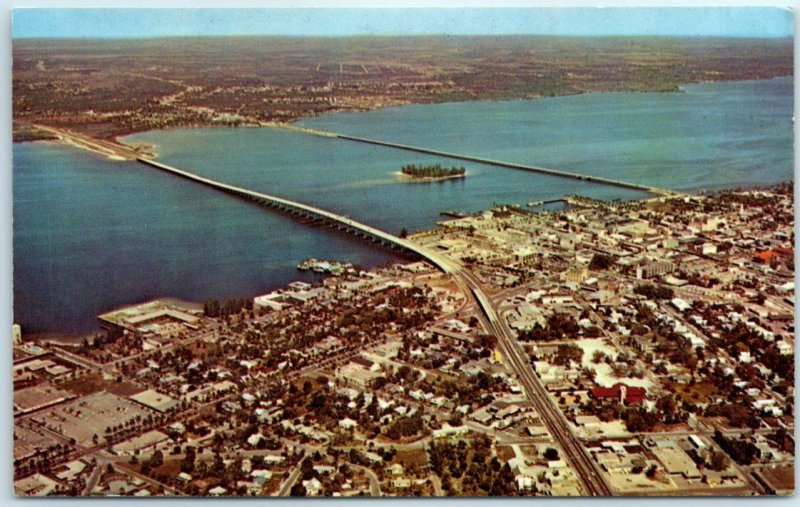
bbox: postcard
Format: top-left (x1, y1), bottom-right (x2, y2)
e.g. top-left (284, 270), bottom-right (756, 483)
top-left (11, 7), bottom-right (794, 497)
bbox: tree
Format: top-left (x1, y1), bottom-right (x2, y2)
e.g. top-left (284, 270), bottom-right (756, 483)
top-left (656, 394), bottom-right (678, 423)
top-left (150, 449), bottom-right (164, 468)
top-left (181, 446), bottom-right (196, 473)
top-left (708, 449), bottom-right (730, 471)
top-left (589, 253), bottom-right (616, 271)
top-left (399, 227), bottom-right (408, 239)
top-left (204, 299), bottom-right (221, 317)
top-left (543, 447), bottom-right (560, 461)
top-left (290, 483), bottom-right (307, 496)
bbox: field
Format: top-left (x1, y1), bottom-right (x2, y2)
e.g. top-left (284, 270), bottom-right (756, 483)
top-left (58, 373), bottom-right (145, 398)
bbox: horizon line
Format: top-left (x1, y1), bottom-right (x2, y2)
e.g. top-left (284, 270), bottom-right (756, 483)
top-left (12, 33), bottom-right (795, 40)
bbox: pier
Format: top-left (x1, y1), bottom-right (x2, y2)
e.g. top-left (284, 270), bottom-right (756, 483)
top-left (527, 198), bottom-right (567, 208)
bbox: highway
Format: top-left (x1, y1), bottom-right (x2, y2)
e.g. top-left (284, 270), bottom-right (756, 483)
top-left (31, 124), bottom-right (142, 161)
top-left (459, 271), bottom-right (612, 496)
top-left (138, 157), bottom-right (612, 495)
top-left (273, 123), bottom-right (678, 197)
top-left (334, 134), bottom-right (677, 197)
top-left (137, 157), bottom-right (462, 276)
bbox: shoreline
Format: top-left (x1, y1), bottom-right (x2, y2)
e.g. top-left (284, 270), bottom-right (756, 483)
top-left (13, 75), bottom-right (792, 162)
top-left (15, 180), bottom-right (791, 339)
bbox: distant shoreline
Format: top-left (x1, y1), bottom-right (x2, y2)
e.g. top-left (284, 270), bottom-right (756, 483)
top-left (12, 76), bottom-right (792, 161)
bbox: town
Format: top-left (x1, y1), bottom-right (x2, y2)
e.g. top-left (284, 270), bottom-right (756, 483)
top-left (12, 36), bottom-right (792, 142)
top-left (13, 184), bottom-right (794, 496)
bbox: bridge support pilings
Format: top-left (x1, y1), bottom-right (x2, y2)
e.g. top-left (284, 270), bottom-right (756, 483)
top-left (136, 156), bottom-right (433, 264)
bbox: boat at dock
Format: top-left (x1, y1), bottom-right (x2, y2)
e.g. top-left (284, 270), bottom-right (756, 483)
top-left (439, 210), bottom-right (467, 218)
top-left (296, 258), bottom-right (354, 276)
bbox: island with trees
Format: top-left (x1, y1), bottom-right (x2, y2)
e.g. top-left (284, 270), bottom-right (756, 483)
top-left (399, 163), bottom-right (467, 181)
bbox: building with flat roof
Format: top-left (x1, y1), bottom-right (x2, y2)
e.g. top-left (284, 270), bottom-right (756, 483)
top-left (652, 447), bottom-right (702, 480)
top-left (129, 389), bottom-right (179, 413)
top-left (98, 299), bottom-right (201, 334)
top-left (636, 260), bottom-right (675, 279)
top-left (335, 362), bottom-right (383, 388)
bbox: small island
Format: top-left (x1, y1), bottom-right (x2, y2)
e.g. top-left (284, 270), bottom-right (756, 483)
top-left (400, 163), bottom-right (467, 181)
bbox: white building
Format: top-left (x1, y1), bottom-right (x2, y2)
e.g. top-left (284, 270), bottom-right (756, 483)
top-left (12, 324), bottom-right (21, 345)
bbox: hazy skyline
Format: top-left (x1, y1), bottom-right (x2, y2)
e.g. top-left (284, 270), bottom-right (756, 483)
top-left (12, 7), bottom-right (794, 39)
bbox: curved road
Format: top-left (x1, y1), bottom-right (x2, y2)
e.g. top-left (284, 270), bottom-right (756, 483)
top-left (138, 157), bottom-right (611, 495)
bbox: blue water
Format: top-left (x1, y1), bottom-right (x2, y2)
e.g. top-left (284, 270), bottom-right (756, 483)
top-left (12, 143), bottom-right (401, 334)
top-left (300, 77), bottom-right (794, 193)
top-left (13, 77), bottom-right (793, 334)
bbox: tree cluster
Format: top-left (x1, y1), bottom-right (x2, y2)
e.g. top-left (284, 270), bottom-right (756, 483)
top-left (428, 436), bottom-right (518, 496)
top-left (204, 297), bottom-right (253, 318)
top-left (518, 313), bottom-right (580, 342)
top-left (633, 284), bottom-right (674, 300)
top-left (589, 253), bottom-right (617, 271)
top-left (401, 163), bottom-right (466, 179)
top-left (713, 431), bottom-right (760, 465)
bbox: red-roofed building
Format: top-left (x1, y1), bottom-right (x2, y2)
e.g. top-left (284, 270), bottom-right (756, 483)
top-left (753, 251), bottom-right (778, 264)
top-left (590, 383), bottom-right (646, 406)
top-left (774, 247), bottom-right (794, 259)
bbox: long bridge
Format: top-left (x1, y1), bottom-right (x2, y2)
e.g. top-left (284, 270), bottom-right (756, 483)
top-left (276, 124), bottom-right (678, 197)
top-left (137, 155), bottom-right (613, 496)
top-left (136, 157), bottom-right (461, 275)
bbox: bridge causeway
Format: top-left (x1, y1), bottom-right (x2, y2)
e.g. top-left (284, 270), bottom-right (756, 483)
top-left (137, 155), bottom-right (612, 495)
top-left (274, 124), bottom-right (679, 197)
top-left (136, 157), bottom-right (459, 274)
top-left (336, 134), bottom-right (677, 196)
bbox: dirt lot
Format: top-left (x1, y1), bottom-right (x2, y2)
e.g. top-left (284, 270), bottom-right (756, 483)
top-left (392, 448), bottom-right (429, 469)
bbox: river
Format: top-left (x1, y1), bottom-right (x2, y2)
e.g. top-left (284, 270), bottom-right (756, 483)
top-left (13, 77), bottom-right (793, 334)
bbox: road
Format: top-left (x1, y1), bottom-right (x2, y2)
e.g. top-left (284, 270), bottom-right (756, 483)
top-left (333, 132), bottom-right (678, 197)
top-left (115, 461), bottom-right (182, 496)
top-left (430, 473), bottom-right (444, 496)
top-left (137, 155), bottom-right (612, 495)
top-left (456, 269), bottom-right (612, 496)
top-left (350, 464), bottom-right (382, 496)
top-left (276, 458), bottom-right (305, 497)
top-left (138, 157), bottom-right (463, 276)
top-left (82, 461), bottom-right (104, 496)
top-left (30, 124), bottom-right (142, 160)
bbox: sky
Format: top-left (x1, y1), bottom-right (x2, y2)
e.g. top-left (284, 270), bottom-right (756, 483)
top-left (11, 7), bottom-right (794, 39)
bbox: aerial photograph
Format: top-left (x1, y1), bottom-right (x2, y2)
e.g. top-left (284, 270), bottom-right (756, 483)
top-left (10, 6), bottom-right (795, 498)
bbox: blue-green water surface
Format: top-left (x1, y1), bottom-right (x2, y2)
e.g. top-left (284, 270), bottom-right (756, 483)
top-left (14, 77), bottom-right (793, 333)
